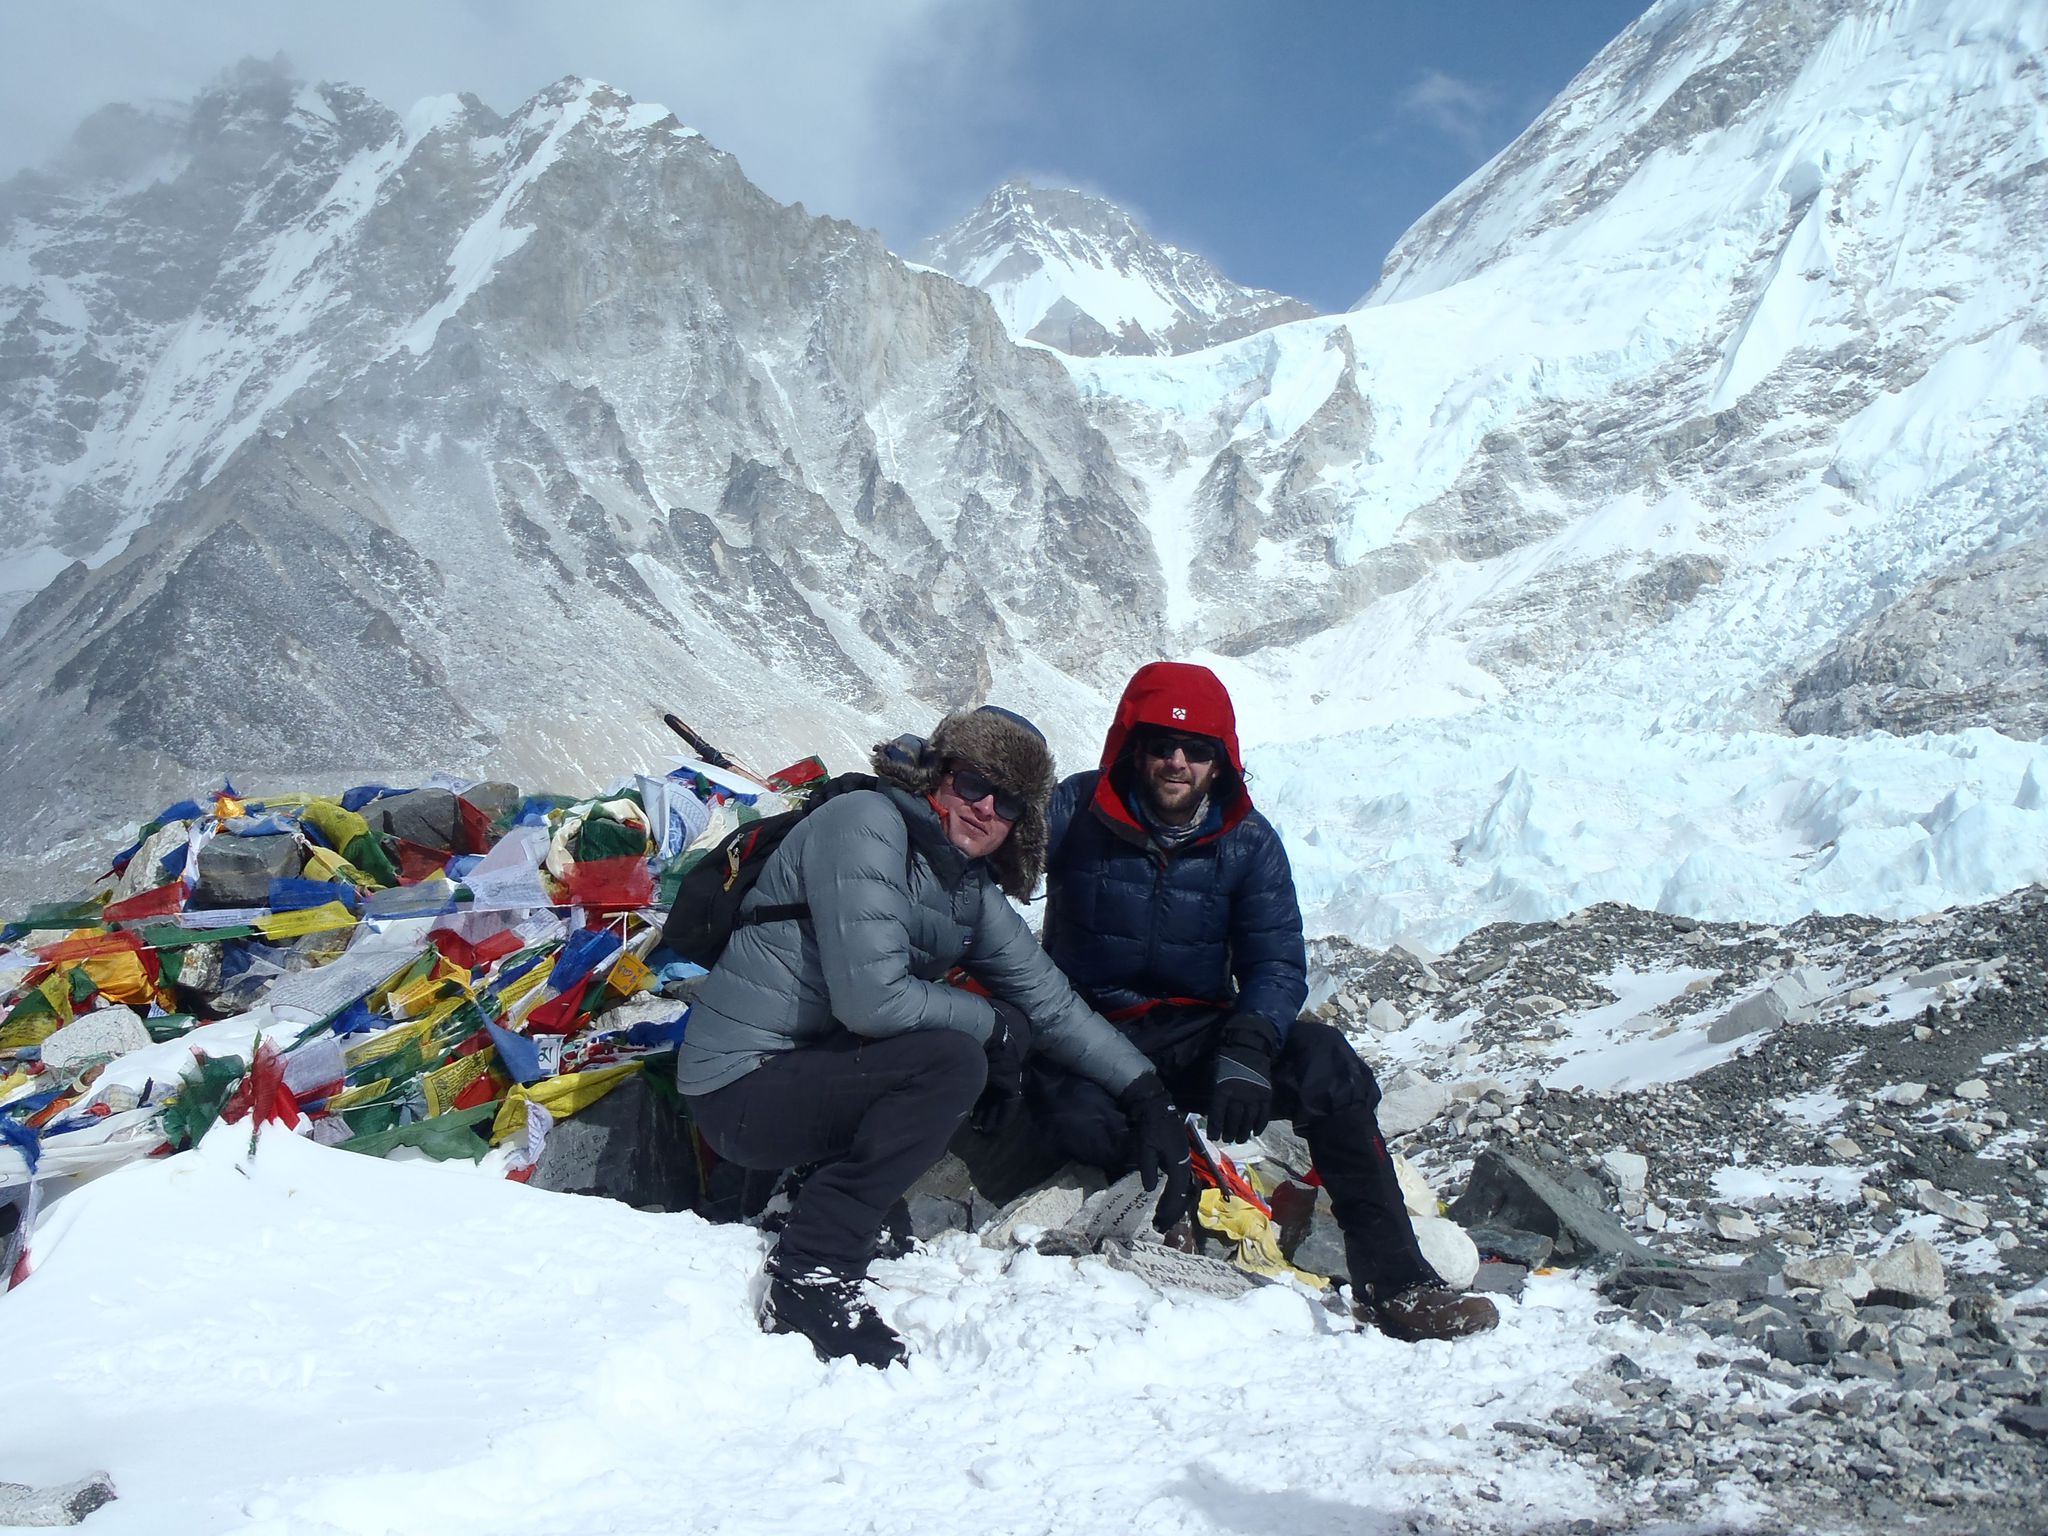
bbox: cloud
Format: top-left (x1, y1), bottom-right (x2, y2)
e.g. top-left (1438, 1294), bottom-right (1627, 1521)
top-left (1398, 68), bottom-right (1496, 158)
top-left (0, 0), bottom-right (1017, 240)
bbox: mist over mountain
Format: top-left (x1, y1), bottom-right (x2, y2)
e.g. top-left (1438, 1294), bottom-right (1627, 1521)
top-left (2, 0), bottom-right (2045, 942)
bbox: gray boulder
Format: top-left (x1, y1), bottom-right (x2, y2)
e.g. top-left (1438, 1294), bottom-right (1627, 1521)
top-left (1448, 1149), bottom-right (1671, 1268)
top-left (460, 781), bottom-right (521, 828)
top-left (191, 832), bottom-right (303, 909)
top-left (1865, 1238), bottom-right (1946, 1305)
top-left (0, 1473), bottom-right (116, 1527)
top-left (530, 1075), bottom-right (694, 1212)
top-left (366, 788), bottom-right (462, 851)
top-left (902, 1153), bottom-right (997, 1241)
top-left (1377, 1073), bottom-right (1452, 1137)
top-left (0, 1177), bottom-right (29, 1289)
top-left (1465, 1224), bottom-right (1556, 1269)
top-left (1782, 1252), bottom-right (1874, 1300)
top-left (1601, 1261), bottom-right (1776, 1311)
top-left (1706, 986), bottom-right (1789, 1044)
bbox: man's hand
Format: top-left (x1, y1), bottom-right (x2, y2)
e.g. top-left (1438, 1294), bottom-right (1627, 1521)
top-left (971, 1000), bottom-right (1032, 1135)
top-left (1208, 1012), bottom-right (1279, 1144)
top-left (1117, 1072), bottom-right (1194, 1231)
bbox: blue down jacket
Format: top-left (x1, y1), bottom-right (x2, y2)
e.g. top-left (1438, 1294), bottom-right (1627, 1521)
top-left (1042, 769), bottom-right (1309, 1040)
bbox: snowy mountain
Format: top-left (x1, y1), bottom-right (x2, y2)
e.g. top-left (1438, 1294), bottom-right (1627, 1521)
top-left (913, 179), bottom-right (1317, 357)
top-left (1059, 0), bottom-right (2048, 942)
top-left (0, 62), bottom-right (1165, 858)
top-left (3, 0), bottom-right (2048, 948)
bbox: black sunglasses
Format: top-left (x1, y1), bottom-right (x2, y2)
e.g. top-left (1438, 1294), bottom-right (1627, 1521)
top-left (948, 765), bottom-right (1025, 822)
top-left (1140, 732), bottom-right (1220, 765)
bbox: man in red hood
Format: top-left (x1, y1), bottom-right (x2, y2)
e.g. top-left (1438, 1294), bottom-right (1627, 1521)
top-left (1034, 661), bottom-right (1498, 1342)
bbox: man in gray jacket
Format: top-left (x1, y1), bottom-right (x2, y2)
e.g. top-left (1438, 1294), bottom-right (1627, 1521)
top-left (678, 705), bottom-right (1194, 1367)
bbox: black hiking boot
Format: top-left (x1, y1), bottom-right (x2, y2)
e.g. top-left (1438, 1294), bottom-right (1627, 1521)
top-left (1356, 1282), bottom-right (1500, 1342)
top-left (874, 1197), bottom-right (916, 1260)
top-left (760, 1262), bottom-right (909, 1368)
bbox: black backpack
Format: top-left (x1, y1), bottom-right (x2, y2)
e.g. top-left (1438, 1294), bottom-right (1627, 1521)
top-left (660, 772), bottom-right (882, 968)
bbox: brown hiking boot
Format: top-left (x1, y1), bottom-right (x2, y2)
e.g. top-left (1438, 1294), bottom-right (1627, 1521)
top-left (1359, 1284), bottom-right (1500, 1342)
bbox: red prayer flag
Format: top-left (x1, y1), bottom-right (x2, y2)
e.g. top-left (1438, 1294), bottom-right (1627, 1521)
top-left (524, 977), bottom-right (591, 1035)
top-left (561, 856), bottom-right (654, 911)
top-left (35, 930), bottom-right (147, 965)
top-left (768, 756), bottom-right (829, 792)
top-left (470, 930), bottom-right (523, 968)
top-left (431, 928), bottom-right (523, 973)
top-left (221, 1040), bottom-right (301, 1129)
top-left (394, 839), bottom-right (453, 885)
top-left (451, 1073), bottom-right (499, 1112)
top-left (456, 796), bottom-right (497, 856)
top-left (104, 882), bottom-right (187, 924)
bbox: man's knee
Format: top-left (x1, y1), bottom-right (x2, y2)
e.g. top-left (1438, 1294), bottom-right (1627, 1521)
top-left (1275, 1016), bottom-right (1381, 1124)
top-left (899, 1027), bottom-right (987, 1106)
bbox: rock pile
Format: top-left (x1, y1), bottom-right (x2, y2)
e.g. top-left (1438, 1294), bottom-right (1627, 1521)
top-left (1305, 884), bottom-right (2048, 1533)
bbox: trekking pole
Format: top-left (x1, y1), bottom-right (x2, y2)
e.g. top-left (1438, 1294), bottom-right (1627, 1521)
top-left (660, 712), bottom-right (775, 789)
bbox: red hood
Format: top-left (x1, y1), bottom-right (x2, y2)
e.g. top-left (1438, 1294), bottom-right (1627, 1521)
top-left (1093, 661), bottom-right (1251, 839)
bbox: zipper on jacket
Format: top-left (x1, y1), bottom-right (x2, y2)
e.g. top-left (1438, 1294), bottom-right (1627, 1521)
top-left (1142, 848), bottom-right (1169, 980)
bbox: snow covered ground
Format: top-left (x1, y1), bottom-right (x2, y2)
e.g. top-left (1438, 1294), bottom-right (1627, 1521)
top-left (5, 1122), bottom-right (1782, 1536)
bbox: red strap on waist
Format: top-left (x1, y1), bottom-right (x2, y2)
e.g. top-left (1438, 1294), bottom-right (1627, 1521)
top-left (1102, 996), bottom-right (1217, 1024)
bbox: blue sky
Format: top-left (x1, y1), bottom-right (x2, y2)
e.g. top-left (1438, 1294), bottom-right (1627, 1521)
top-left (888, 2), bottom-right (1658, 310)
top-left (2, 1), bottom-right (1655, 311)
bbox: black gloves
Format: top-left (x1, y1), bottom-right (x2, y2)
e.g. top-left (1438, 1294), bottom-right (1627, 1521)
top-left (1117, 1072), bottom-right (1194, 1232)
top-left (971, 999), bottom-right (1032, 1135)
top-left (1207, 1012), bottom-right (1279, 1144)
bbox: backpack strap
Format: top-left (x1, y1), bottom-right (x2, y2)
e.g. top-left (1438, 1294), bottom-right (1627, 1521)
top-left (733, 901), bottom-right (810, 931)
top-left (732, 787), bottom-right (919, 934)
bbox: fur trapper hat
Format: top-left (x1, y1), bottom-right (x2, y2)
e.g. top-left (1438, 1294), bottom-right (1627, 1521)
top-left (871, 705), bottom-right (1057, 899)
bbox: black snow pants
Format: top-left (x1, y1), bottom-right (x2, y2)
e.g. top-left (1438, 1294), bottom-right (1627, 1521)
top-left (1024, 1007), bottom-right (1437, 1298)
top-left (686, 1028), bottom-right (985, 1276)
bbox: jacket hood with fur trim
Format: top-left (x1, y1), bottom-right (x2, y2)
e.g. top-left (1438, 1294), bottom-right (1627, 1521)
top-left (870, 707), bottom-right (1057, 899)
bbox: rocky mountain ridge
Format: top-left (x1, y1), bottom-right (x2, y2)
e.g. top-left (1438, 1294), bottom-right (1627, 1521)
top-left (0, 62), bottom-right (1166, 857)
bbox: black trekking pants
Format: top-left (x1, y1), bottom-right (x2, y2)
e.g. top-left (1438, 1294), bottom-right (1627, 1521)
top-left (1024, 1008), bottom-right (1436, 1298)
top-left (687, 1028), bottom-right (985, 1276)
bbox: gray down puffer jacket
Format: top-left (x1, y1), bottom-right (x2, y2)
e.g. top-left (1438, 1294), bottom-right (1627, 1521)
top-left (675, 784), bottom-right (1155, 1097)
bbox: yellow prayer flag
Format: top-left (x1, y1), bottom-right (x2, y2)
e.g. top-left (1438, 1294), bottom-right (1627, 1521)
top-left (422, 1050), bottom-right (499, 1119)
top-left (37, 971), bottom-right (76, 1027)
top-left (387, 975), bottom-right (470, 1022)
top-left (368, 953), bottom-right (435, 1012)
top-left (0, 1010), bottom-right (63, 1053)
top-left (255, 902), bottom-right (358, 941)
top-left (300, 846), bottom-right (375, 890)
top-left (604, 952), bottom-right (653, 1001)
top-left (323, 1077), bottom-right (393, 1111)
top-left (79, 952), bottom-right (156, 1005)
top-left (343, 1018), bottom-right (435, 1071)
top-left (490, 1061), bottom-right (641, 1144)
top-left (1196, 1188), bottom-right (1329, 1288)
top-left (498, 965), bottom-right (556, 1025)
top-left (274, 797), bottom-right (371, 853)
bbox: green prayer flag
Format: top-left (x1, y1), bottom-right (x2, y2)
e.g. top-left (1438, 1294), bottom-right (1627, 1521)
top-left (140, 923), bottom-right (259, 949)
top-left (162, 1053), bottom-right (248, 1149)
top-left (338, 1102), bottom-right (496, 1162)
top-left (342, 832), bottom-right (400, 888)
